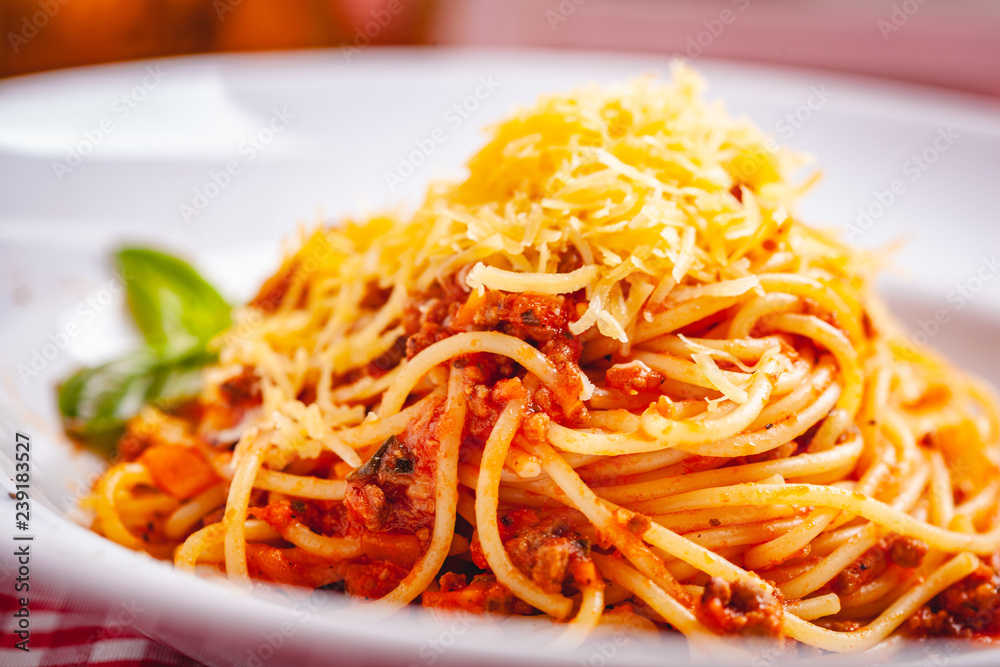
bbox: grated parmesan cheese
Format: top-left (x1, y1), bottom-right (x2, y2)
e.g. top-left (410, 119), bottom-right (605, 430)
top-left (207, 63), bottom-right (878, 462)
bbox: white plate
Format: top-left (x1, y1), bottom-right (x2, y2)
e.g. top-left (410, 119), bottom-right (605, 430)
top-left (1, 49), bottom-right (1000, 666)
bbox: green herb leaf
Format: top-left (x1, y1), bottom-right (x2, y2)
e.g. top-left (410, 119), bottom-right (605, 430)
top-left (58, 351), bottom-right (158, 453)
top-left (116, 247), bottom-right (231, 357)
top-left (59, 248), bottom-right (232, 453)
top-left (59, 346), bottom-right (219, 452)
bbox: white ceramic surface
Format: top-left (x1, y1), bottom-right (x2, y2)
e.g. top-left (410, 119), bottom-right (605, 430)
top-left (1, 49), bottom-right (999, 666)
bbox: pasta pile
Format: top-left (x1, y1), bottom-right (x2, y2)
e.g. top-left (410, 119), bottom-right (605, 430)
top-left (87, 64), bottom-right (1000, 652)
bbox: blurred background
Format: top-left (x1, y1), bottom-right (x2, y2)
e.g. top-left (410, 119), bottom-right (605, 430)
top-left (1, 0), bottom-right (998, 97)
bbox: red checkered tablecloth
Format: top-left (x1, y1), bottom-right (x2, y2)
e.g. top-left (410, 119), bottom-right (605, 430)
top-left (0, 593), bottom-right (200, 667)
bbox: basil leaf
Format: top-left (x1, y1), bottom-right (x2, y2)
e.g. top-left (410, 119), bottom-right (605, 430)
top-left (58, 351), bottom-right (158, 453)
top-left (116, 247), bottom-right (231, 357)
top-left (59, 247), bottom-right (231, 454)
top-left (145, 347), bottom-right (217, 405)
top-left (58, 348), bottom-right (217, 452)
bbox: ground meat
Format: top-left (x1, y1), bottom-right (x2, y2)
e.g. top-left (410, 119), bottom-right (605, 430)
top-left (500, 512), bottom-right (592, 595)
top-left (298, 498), bottom-right (350, 536)
top-left (457, 352), bottom-right (517, 386)
top-left (366, 335), bottom-right (408, 378)
top-left (886, 535), bottom-right (928, 569)
top-left (446, 289), bottom-right (501, 331)
top-left (342, 398), bottom-right (442, 536)
top-left (831, 544), bottom-right (889, 596)
top-left (625, 514), bottom-right (651, 535)
top-left (198, 367), bottom-right (264, 437)
top-left (535, 335), bottom-right (587, 424)
top-left (908, 608), bottom-right (968, 638)
top-left (469, 509), bottom-right (594, 596)
top-left (336, 558), bottom-right (409, 599)
top-left (250, 260), bottom-right (298, 314)
top-left (404, 296), bottom-right (454, 359)
top-left (117, 425), bottom-right (151, 462)
top-left (344, 434), bottom-right (432, 533)
top-left (495, 293), bottom-right (571, 342)
top-left (468, 508), bottom-right (539, 571)
top-left (540, 334), bottom-right (582, 366)
top-left (405, 326), bottom-right (452, 359)
top-left (532, 386), bottom-right (563, 423)
top-left (831, 536), bottom-right (927, 597)
top-left (557, 246), bottom-right (584, 274)
top-left (605, 361), bottom-right (664, 395)
top-left (521, 412), bottom-right (550, 442)
top-left (906, 562), bottom-right (1000, 638)
top-left (462, 377), bottom-right (525, 450)
top-left (422, 573), bottom-right (530, 615)
top-left (297, 384), bottom-right (317, 406)
top-left (252, 498), bottom-right (297, 532)
top-left (359, 280), bottom-right (393, 310)
top-left (438, 268), bottom-right (474, 303)
top-left (219, 367), bottom-right (261, 406)
top-left (342, 485), bottom-right (391, 533)
top-left (401, 285), bottom-right (588, 425)
top-left (698, 577), bottom-right (784, 637)
top-left (404, 288), bottom-right (581, 362)
top-left (465, 383), bottom-right (503, 446)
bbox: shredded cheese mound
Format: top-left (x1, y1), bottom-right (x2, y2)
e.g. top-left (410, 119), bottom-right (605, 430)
top-left (211, 63), bottom-right (877, 467)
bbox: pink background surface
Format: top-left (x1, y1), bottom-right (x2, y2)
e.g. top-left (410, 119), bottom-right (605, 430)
top-left (429, 0), bottom-right (1000, 98)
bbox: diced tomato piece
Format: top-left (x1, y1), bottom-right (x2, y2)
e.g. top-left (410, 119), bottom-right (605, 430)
top-left (139, 444), bottom-right (219, 499)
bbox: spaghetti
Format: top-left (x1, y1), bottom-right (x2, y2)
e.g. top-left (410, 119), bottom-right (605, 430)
top-left (84, 65), bottom-right (1000, 652)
